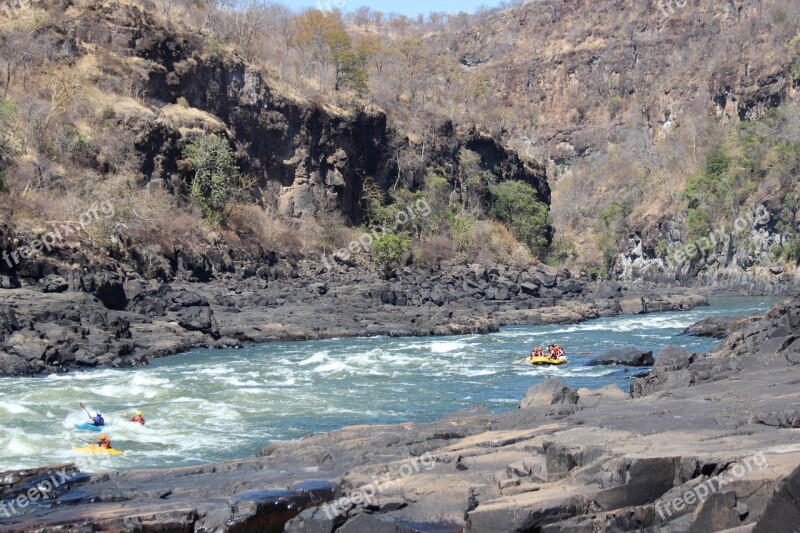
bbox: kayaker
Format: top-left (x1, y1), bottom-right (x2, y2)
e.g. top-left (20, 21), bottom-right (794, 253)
top-left (96, 434), bottom-right (112, 449)
top-left (128, 410), bottom-right (145, 425)
top-left (89, 411), bottom-right (105, 427)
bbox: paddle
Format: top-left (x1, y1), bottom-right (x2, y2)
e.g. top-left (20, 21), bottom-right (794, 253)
top-left (80, 402), bottom-right (93, 420)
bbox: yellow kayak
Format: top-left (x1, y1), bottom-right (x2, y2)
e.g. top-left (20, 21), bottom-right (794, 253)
top-left (527, 356), bottom-right (568, 366)
top-left (72, 445), bottom-right (124, 456)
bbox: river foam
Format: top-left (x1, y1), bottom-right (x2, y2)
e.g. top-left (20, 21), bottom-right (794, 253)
top-left (0, 296), bottom-right (778, 472)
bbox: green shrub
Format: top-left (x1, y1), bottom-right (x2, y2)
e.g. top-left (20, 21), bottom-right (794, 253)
top-left (488, 180), bottom-right (550, 253)
top-left (683, 115), bottom-right (800, 241)
top-left (595, 201), bottom-right (632, 273)
top-left (183, 134), bottom-right (250, 224)
top-left (654, 239), bottom-right (670, 259)
top-left (0, 98), bottom-right (20, 166)
top-left (586, 264), bottom-right (608, 281)
top-left (598, 202), bottom-right (632, 228)
top-left (423, 170), bottom-right (451, 233)
top-left (607, 96), bottom-right (624, 118)
top-left (546, 235), bottom-right (578, 266)
top-left (449, 213), bottom-right (475, 253)
top-left (459, 148), bottom-right (495, 210)
top-left (771, 236), bottom-right (800, 264)
top-left (371, 231), bottom-right (412, 277)
top-left (101, 106), bottom-right (116, 119)
top-left (54, 125), bottom-right (98, 162)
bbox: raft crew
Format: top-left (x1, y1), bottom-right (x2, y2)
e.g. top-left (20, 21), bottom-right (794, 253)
top-left (97, 434), bottom-right (112, 449)
top-left (128, 410), bottom-right (145, 425)
top-left (548, 344), bottom-right (567, 361)
top-left (529, 346), bottom-right (545, 359)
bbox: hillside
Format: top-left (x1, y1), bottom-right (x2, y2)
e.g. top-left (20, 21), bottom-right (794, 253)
top-left (0, 0), bottom-right (796, 290)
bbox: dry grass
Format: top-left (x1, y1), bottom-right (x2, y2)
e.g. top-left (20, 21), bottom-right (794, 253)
top-left (225, 204), bottom-right (314, 256)
top-left (161, 104), bottom-right (227, 133)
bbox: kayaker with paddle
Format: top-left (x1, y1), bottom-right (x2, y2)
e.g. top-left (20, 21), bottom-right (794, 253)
top-left (128, 410), bottom-right (145, 425)
top-left (96, 434), bottom-right (112, 449)
top-left (81, 402), bottom-right (105, 427)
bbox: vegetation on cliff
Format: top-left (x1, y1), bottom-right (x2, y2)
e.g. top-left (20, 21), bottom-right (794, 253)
top-left (0, 0), bottom-right (797, 282)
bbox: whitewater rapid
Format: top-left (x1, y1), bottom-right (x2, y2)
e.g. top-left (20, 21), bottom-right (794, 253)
top-left (0, 296), bottom-right (777, 472)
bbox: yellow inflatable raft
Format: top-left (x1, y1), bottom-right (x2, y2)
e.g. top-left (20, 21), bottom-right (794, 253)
top-left (527, 356), bottom-right (568, 366)
top-left (72, 445), bottom-right (124, 456)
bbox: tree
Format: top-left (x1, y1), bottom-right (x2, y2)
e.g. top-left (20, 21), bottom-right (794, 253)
top-left (354, 6), bottom-right (372, 28)
top-left (43, 67), bottom-right (86, 131)
top-left (371, 231), bottom-right (411, 278)
top-left (0, 97), bottom-right (20, 193)
top-left (0, 30), bottom-right (34, 97)
top-left (458, 148), bottom-right (494, 211)
top-left (183, 134), bottom-right (250, 224)
top-left (326, 24), bottom-right (353, 91)
top-left (489, 181), bottom-right (551, 253)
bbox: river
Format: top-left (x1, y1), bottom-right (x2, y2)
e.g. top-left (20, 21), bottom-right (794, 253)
top-left (0, 296), bottom-right (777, 472)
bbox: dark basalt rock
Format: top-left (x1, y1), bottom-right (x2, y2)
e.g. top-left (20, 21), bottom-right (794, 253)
top-left (520, 378), bottom-right (579, 408)
top-left (586, 348), bottom-right (654, 367)
top-left (3, 298), bottom-right (800, 533)
top-left (683, 316), bottom-right (760, 339)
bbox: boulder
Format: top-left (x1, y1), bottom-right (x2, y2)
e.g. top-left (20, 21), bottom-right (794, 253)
top-left (683, 316), bottom-right (759, 339)
top-left (4, 331), bottom-right (48, 361)
top-left (176, 306), bottom-right (220, 338)
top-left (586, 348), bottom-right (654, 367)
top-left (533, 264), bottom-right (558, 288)
top-left (520, 378), bottom-right (579, 409)
top-left (285, 506), bottom-right (345, 533)
top-left (0, 352), bottom-right (38, 375)
top-left (630, 347), bottom-right (695, 398)
top-left (689, 491), bottom-right (740, 532)
top-left (753, 464), bottom-right (800, 533)
top-left (595, 281), bottom-right (622, 299)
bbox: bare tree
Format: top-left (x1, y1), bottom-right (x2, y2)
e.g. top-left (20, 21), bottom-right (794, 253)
top-left (0, 31), bottom-right (33, 97)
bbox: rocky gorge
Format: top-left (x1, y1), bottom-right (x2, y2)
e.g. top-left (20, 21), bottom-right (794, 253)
top-left (0, 245), bottom-right (707, 377)
top-left (1, 296), bottom-right (799, 532)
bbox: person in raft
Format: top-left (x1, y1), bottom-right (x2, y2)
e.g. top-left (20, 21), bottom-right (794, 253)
top-left (529, 346), bottom-right (546, 360)
top-left (96, 434), bottom-right (112, 449)
top-left (548, 344), bottom-right (567, 361)
top-left (89, 411), bottom-right (105, 427)
top-left (128, 410), bottom-right (145, 425)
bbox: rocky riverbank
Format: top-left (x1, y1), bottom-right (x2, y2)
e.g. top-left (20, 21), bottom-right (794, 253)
top-left (1, 297), bottom-right (798, 532)
top-left (0, 257), bottom-right (707, 376)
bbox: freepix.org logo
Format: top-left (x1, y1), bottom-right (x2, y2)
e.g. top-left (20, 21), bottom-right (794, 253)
top-left (0, 467), bottom-right (77, 519)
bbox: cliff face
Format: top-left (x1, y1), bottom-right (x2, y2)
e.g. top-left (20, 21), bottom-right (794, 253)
top-left (76, 1), bottom-right (550, 226)
top-left (615, 206), bottom-right (800, 293)
top-left (442, 0), bottom-right (799, 285)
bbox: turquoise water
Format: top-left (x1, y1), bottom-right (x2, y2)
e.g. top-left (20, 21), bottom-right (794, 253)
top-left (0, 296), bottom-right (777, 472)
